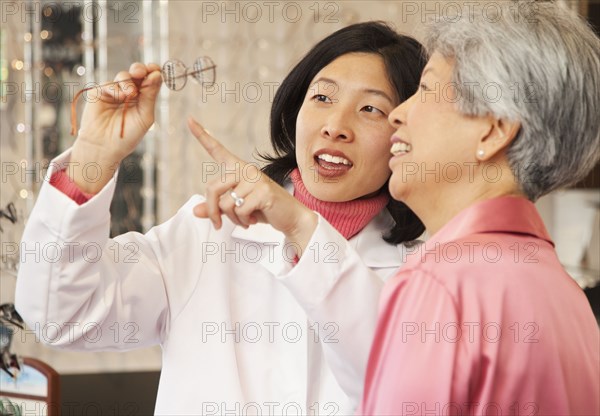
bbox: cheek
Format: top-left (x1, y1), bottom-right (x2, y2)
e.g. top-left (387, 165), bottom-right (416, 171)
top-left (371, 125), bottom-right (394, 162)
top-left (294, 134), bottom-right (306, 165)
top-left (295, 108), bottom-right (311, 164)
top-left (406, 103), bottom-right (428, 133)
top-left (362, 126), bottom-right (394, 181)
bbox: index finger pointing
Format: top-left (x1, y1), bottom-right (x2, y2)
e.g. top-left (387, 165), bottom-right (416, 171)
top-left (187, 116), bottom-right (239, 164)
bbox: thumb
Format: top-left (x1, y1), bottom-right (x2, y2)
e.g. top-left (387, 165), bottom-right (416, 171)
top-left (137, 70), bottom-right (162, 114)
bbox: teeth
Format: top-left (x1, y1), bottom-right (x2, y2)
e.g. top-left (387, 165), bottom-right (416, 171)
top-left (317, 153), bottom-right (352, 165)
top-left (391, 142), bottom-right (411, 156)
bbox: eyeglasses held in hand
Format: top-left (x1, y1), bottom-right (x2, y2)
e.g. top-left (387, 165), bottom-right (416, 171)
top-left (70, 56), bottom-right (217, 138)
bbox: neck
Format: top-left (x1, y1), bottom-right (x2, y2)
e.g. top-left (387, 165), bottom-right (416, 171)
top-left (290, 169), bottom-right (389, 239)
top-left (412, 169), bottom-right (524, 236)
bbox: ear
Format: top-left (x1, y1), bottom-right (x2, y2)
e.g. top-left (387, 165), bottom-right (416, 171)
top-left (476, 117), bottom-right (521, 161)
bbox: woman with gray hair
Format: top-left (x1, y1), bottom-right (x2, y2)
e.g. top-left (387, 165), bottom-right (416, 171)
top-left (360, 1), bottom-right (600, 415)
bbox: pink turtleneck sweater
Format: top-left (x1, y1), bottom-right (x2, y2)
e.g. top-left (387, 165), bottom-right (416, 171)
top-left (289, 169), bottom-right (388, 239)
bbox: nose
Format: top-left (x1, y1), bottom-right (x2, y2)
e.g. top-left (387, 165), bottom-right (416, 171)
top-left (320, 110), bottom-right (354, 142)
top-left (388, 92), bottom-right (414, 128)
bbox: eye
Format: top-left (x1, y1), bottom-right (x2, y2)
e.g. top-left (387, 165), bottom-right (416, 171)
top-left (312, 94), bottom-right (331, 103)
top-left (361, 105), bottom-right (385, 116)
top-left (419, 82), bottom-right (431, 92)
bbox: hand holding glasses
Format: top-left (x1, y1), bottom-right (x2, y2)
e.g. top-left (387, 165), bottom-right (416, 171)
top-left (70, 56), bottom-right (216, 138)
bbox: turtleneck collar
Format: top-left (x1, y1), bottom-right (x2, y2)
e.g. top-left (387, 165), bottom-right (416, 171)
top-left (290, 168), bottom-right (389, 240)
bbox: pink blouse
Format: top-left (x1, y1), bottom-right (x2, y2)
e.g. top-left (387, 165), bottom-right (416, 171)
top-left (360, 197), bottom-right (599, 415)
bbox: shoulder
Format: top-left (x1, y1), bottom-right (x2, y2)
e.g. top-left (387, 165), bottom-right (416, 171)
top-left (394, 232), bottom-right (561, 319)
top-left (381, 267), bottom-right (459, 323)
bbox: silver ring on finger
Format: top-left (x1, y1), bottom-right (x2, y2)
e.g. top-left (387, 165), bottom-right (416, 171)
top-left (230, 190), bottom-right (245, 208)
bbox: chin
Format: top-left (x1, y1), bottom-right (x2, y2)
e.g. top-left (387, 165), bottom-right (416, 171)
top-left (388, 180), bottom-right (408, 203)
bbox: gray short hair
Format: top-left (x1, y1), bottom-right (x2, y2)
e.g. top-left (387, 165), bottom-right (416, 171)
top-left (424, 0), bottom-right (600, 200)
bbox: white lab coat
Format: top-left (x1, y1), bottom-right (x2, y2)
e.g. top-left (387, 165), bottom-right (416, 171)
top-left (15, 150), bottom-right (407, 415)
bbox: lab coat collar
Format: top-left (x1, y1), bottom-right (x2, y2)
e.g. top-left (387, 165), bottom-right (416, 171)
top-left (231, 183), bottom-right (403, 271)
top-left (348, 209), bottom-right (404, 269)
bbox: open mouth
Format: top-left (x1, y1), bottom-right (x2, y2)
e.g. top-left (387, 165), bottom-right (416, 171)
top-left (390, 140), bottom-right (412, 156)
top-left (316, 153), bottom-right (352, 166)
top-left (314, 150), bottom-right (353, 177)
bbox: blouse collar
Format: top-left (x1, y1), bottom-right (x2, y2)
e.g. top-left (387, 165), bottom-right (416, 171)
top-left (425, 196), bottom-right (553, 248)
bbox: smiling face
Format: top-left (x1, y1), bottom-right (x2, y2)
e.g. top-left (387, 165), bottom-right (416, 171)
top-left (387, 52), bottom-right (492, 206)
top-left (295, 52), bottom-right (397, 202)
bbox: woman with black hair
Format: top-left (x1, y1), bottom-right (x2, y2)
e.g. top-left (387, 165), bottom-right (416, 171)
top-left (16, 22), bottom-right (425, 414)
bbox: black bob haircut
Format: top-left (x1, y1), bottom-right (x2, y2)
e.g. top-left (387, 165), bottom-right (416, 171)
top-left (261, 21), bottom-right (427, 244)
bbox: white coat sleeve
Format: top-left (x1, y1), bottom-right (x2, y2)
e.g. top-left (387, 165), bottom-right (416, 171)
top-left (275, 215), bottom-right (385, 407)
top-left (14, 151), bottom-right (207, 351)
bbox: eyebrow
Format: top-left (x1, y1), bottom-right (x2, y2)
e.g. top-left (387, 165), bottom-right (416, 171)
top-left (310, 77), bottom-right (395, 105)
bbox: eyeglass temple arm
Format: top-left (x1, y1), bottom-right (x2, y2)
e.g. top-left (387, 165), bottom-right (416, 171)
top-left (70, 79), bottom-right (141, 139)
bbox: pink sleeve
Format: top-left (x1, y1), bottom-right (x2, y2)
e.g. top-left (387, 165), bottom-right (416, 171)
top-left (360, 270), bottom-right (465, 415)
top-left (49, 169), bottom-right (95, 205)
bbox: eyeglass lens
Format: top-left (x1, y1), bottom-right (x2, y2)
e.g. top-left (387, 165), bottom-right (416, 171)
top-left (161, 57), bottom-right (216, 91)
